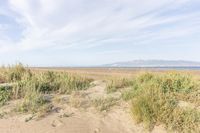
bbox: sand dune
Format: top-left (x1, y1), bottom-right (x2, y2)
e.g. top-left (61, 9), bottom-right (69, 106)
top-left (0, 80), bottom-right (167, 133)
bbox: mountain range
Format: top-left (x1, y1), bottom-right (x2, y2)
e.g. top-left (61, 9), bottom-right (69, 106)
top-left (103, 60), bottom-right (200, 67)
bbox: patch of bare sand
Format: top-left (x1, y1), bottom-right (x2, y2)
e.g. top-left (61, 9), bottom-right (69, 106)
top-left (0, 107), bottom-right (146, 133)
top-left (0, 80), bottom-right (167, 133)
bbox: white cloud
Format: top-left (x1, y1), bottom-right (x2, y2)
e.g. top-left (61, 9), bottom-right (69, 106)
top-left (0, 0), bottom-right (199, 54)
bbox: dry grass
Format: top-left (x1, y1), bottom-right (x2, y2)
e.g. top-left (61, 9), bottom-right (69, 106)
top-left (0, 64), bottom-right (93, 116)
top-left (92, 97), bottom-right (119, 112)
top-left (1, 65), bottom-right (200, 132)
top-left (106, 78), bottom-right (134, 93)
top-left (124, 72), bottom-right (200, 132)
top-left (0, 86), bottom-right (12, 106)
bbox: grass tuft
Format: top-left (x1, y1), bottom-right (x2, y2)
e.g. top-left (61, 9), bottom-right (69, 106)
top-left (0, 86), bottom-right (12, 106)
top-left (92, 97), bottom-right (119, 111)
top-left (124, 72), bottom-right (200, 132)
top-left (0, 64), bottom-right (92, 116)
top-left (106, 78), bottom-right (133, 93)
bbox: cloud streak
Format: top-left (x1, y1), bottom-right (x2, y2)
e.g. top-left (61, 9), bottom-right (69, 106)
top-left (0, 0), bottom-right (200, 65)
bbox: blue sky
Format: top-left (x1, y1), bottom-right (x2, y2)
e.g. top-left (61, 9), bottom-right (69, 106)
top-left (0, 0), bottom-right (200, 66)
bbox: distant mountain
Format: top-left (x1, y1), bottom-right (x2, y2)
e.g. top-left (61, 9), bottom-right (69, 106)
top-left (103, 60), bottom-right (200, 67)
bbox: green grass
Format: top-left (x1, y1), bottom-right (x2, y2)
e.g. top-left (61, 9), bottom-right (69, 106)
top-left (106, 78), bottom-right (133, 93)
top-left (92, 97), bottom-right (119, 111)
top-left (58, 73), bottom-right (92, 94)
top-left (10, 68), bottom-right (92, 96)
top-left (16, 88), bottom-right (52, 115)
top-left (0, 64), bottom-right (199, 132)
top-left (125, 72), bottom-right (200, 132)
top-left (0, 64), bottom-right (93, 116)
top-left (0, 86), bottom-right (12, 106)
top-left (3, 63), bottom-right (32, 82)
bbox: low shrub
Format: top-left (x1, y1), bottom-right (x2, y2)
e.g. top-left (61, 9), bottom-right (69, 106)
top-left (92, 97), bottom-right (119, 111)
top-left (131, 84), bottom-right (177, 130)
top-left (166, 108), bottom-right (200, 133)
top-left (0, 86), bottom-right (12, 106)
top-left (58, 74), bottom-right (92, 94)
top-left (160, 73), bottom-right (195, 93)
top-left (125, 72), bottom-right (200, 132)
top-left (4, 63), bottom-right (31, 82)
top-left (17, 88), bottom-right (52, 116)
top-left (0, 64), bottom-right (92, 116)
top-left (137, 72), bottom-right (155, 83)
top-left (11, 71), bottom-right (92, 99)
top-left (106, 78), bottom-right (133, 93)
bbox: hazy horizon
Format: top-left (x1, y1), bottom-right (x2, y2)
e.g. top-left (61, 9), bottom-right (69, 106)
top-left (1, 59), bottom-right (200, 67)
top-left (1, 0), bottom-right (200, 66)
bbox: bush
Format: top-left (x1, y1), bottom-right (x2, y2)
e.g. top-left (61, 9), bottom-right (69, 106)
top-left (106, 78), bottom-right (133, 93)
top-left (0, 86), bottom-right (12, 106)
top-left (137, 72), bottom-right (156, 83)
top-left (11, 71), bottom-right (92, 98)
top-left (166, 108), bottom-right (200, 133)
top-left (0, 64), bottom-right (93, 116)
top-left (160, 73), bottom-right (195, 93)
top-left (125, 72), bottom-right (200, 132)
top-left (5, 63), bottom-right (29, 82)
top-left (131, 84), bottom-right (177, 130)
top-left (122, 89), bottom-right (136, 101)
top-left (34, 71), bottom-right (60, 93)
top-left (92, 97), bottom-right (119, 111)
top-left (17, 88), bottom-right (52, 115)
top-left (58, 74), bottom-right (92, 94)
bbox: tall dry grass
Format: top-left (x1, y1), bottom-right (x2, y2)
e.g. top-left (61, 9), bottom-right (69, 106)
top-left (123, 72), bottom-right (200, 132)
top-left (0, 64), bottom-right (93, 116)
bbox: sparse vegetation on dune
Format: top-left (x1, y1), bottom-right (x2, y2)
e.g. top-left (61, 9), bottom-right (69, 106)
top-left (0, 65), bottom-right (200, 133)
top-left (0, 64), bottom-right (93, 116)
top-left (92, 97), bottom-right (119, 112)
top-left (16, 88), bottom-right (53, 117)
top-left (123, 72), bottom-right (200, 132)
top-left (2, 63), bottom-right (31, 82)
top-left (0, 86), bottom-right (12, 106)
top-left (106, 77), bottom-right (134, 93)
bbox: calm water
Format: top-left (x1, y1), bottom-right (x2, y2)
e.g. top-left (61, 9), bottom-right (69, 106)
top-left (36, 67), bottom-right (200, 71)
top-left (116, 67), bottom-right (200, 70)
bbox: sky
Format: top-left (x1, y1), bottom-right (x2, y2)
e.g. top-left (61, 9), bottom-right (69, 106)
top-left (0, 0), bottom-right (200, 66)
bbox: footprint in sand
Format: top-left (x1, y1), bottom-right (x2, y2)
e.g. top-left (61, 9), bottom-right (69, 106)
top-left (94, 128), bottom-right (100, 133)
top-left (51, 119), bottom-right (63, 127)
